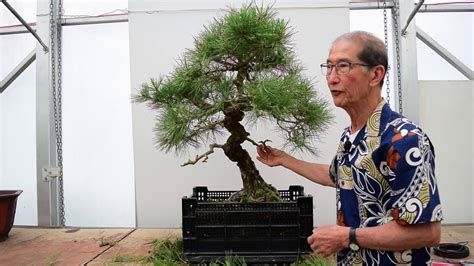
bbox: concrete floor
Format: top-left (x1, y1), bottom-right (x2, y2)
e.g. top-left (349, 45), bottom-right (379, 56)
top-left (0, 227), bottom-right (180, 265)
top-left (0, 225), bottom-right (472, 265)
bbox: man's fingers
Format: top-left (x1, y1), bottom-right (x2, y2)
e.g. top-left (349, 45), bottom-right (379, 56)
top-left (257, 145), bottom-right (271, 159)
top-left (310, 244), bottom-right (333, 258)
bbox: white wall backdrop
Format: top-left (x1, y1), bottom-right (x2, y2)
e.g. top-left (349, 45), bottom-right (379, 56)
top-left (129, 0), bottom-right (350, 227)
top-left (419, 81), bottom-right (473, 224)
top-left (61, 22), bottom-right (135, 227)
top-left (415, 4), bottom-right (473, 223)
top-left (63, 0), bottom-right (127, 16)
top-left (0, 29), bottom-right (38, 225)
top-left (0, 1), bottom-right (134, 227)
top-left (0, 90), bottom-right (2, 187)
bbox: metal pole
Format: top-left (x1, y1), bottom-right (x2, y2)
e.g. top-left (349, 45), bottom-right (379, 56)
top-left (396, 0), bottom-right (420, 123)
top-left (1, 0), bottom-right (49, 52)
top-left (417, 26), bottom-right (474, 80)
top-left (0, 49), bottom-right (36, 93)
top-left (0, 4), bottom-right (472, 35)
top-left (418, 4), bottom-right (474, 13)
top-left (35, 0), bottom-right (60, 227)
top-left (401, 0), bottom-right (424, 36)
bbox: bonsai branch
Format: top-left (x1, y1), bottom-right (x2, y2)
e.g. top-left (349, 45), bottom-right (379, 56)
top-left (181, 143), bottom-right (224, 166)
top-left (245, 137), bottom-right (259, 146)
top-left (245, 137), bottom-right (272, 148)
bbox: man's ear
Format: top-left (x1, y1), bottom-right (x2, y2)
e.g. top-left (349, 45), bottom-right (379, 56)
top-left (369, 65), bottom-right (385, 87)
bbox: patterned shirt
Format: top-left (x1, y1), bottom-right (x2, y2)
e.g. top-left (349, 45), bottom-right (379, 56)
top-left (329, 100), bottom-right (443, 265)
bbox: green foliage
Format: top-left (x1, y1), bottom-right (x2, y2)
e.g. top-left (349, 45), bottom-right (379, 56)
top-left (109, 254), bottom-right (148, 264)
top-left (211, 255), bottom-right (248, 266)
top-left (293, 255), bottom-right (330, 266)
top-left (112, 236), bottom-right (329, 265)
top-left (247, 72), bottom-right (332, 153)
top-left (193, 5), bottom-right (292, 69)
top-left (148, 237), bottom-right (187, 265)
top-left (134, 3), bottom-right (332, 156)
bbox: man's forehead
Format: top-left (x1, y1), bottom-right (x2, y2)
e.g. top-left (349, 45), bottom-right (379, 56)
top-left (327, 40), bottom-right (361, 62)
top-left (326, 57), bottom-right (352, 63)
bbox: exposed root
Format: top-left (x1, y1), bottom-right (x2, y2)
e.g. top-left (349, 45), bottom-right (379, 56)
top-left (228, 184), bottom-right (282, 202)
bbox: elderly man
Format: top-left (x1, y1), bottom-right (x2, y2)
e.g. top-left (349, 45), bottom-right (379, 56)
top-left (257, 31), bottom-right (442, 265)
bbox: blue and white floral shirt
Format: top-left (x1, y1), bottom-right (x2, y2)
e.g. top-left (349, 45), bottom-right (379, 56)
top-left (329, 100), bottom-right (443, 265)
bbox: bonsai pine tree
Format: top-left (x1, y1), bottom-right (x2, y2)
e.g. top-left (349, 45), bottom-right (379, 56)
top-left (134, 4), bottom-right (332, 202)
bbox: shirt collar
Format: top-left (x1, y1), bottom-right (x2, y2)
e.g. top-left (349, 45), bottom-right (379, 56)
top-left (365, 99), bottom-right (388, 137)
top-left (341, 99), bottom-right (390, 141)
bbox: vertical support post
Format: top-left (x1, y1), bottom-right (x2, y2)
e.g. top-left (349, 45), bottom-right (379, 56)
top-left (393, 0), bottom-right (419, 123)
top-left (36, 0), bottom-right (60, 226)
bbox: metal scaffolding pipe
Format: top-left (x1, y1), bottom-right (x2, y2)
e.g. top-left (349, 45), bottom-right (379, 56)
top-left (1, 0), bottom-right (49, 52)
top-left (0, 49), bottom-right (36, 93)
top-left (418, 4), bottom-right (474, 13)
top-left (401, 0), bottom-right (424, 36)
top-left (0, 3), bottom-right (473, 36)
top-left (417, 26), bottom-right (473, 80)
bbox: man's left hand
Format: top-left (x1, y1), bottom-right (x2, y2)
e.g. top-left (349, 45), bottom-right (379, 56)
top-left (307, 224), bottom-right (350, 257)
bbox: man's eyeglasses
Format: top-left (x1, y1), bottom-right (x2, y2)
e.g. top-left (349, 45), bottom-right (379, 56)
top-left (320, 62), bottom-right (374, 76)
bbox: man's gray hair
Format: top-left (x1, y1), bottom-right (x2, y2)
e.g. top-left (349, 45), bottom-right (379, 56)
top-left (334, 31), bottom-right (388, 88)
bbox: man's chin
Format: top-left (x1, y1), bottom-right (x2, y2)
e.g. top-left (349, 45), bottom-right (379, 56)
top-left (332, 99), bottom-right (344, 108)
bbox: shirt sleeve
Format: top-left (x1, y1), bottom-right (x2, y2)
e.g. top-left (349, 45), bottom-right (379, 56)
top-left (386, 127), bottom-right (443, 225)
top-left (329, 156), bottom-right (337, 185)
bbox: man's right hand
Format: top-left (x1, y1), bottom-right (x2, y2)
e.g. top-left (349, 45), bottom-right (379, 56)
top-left (257, 144), bottom-right (333, 187)
top-left (256, 145), bottom-right (287, 167)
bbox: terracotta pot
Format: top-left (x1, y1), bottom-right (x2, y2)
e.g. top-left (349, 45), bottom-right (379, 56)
top-left (0, 190), bottom-right (22, 241)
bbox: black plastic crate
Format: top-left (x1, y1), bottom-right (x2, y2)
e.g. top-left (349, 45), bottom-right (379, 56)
top-left (182, 186), bottom-right (313, 264)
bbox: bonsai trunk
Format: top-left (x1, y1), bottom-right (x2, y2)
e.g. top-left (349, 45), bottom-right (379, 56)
top-left (222, 103), bottom-right (281, 202)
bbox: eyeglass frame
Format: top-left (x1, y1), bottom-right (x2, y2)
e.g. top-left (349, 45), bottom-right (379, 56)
top-left (320, 61), bottom-right (375, 76)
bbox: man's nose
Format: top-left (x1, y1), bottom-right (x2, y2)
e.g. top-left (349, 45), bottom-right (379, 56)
top-left (326, 68), bottom-right (339, 84)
